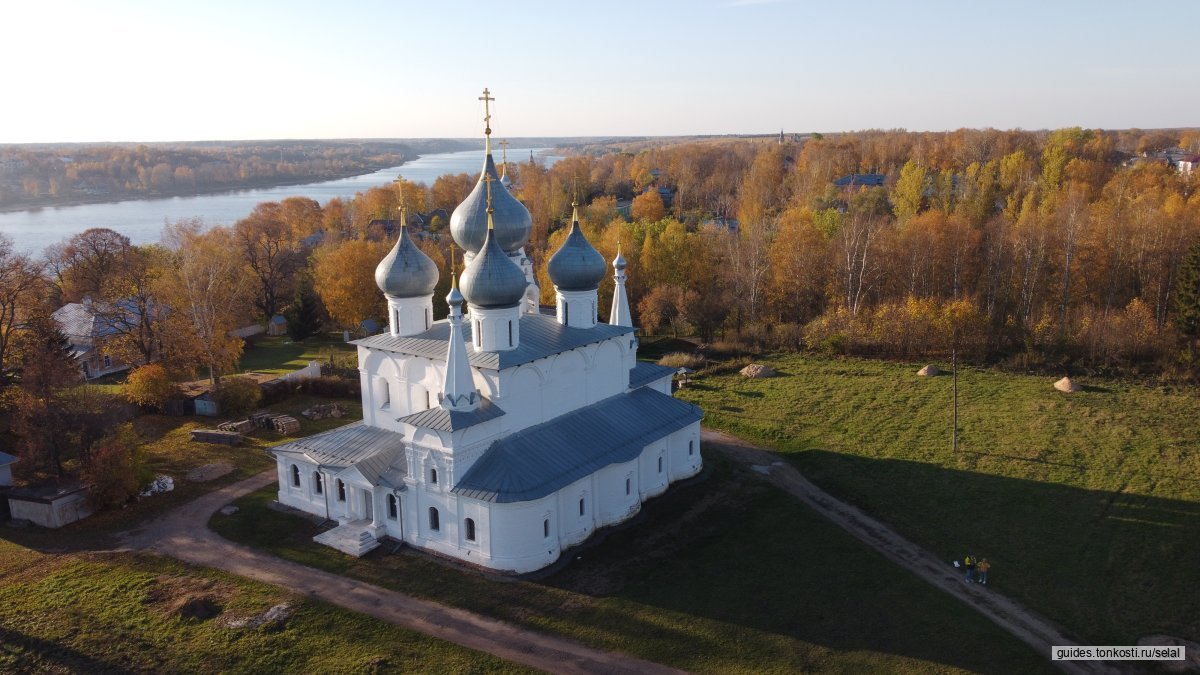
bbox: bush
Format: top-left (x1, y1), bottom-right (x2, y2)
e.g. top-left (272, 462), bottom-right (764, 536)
top-left (124, 364), bottom-right (180, 410)
top-left (299, 375), bottom-right (360, 399)
top-left (215, 377), bottom-right (263, 417)
top-left (658, 352), bottom-right (704, 369)
top-left (82, 425), bottom-right (141, 510)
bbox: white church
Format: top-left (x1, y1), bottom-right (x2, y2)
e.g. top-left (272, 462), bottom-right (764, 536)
top-left (270, 91), bottom-right (702, 574)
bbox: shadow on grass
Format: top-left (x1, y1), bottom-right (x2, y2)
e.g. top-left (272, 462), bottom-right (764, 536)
top-left (213, 454), bottom-right (1056, 674)
top-left (781, 450), bottom-right (1200, 647)
top-left (0, 625), bottom-right (120, 673)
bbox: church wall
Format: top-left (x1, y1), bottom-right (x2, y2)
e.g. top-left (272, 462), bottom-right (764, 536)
top-left (640, 439), bottom-right (671, 499)
top-left (589, 340), bottom-right (626, 404)
top-left (276, 456), bottom-right (331, 519)
top-left (485, 495), bottom-right (561, 573)
top-left (595, 459), bottom-right (640, 527)
top-left (670, 425), bottom-right (703, 482)
top-left (541, 350), bottom-right (587, 421)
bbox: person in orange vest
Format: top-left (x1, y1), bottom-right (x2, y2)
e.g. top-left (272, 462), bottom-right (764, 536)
top-left (977, 558), bottom-right (991, 585)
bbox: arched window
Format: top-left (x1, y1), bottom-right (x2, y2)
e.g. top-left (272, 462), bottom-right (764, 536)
top-left (625, 478), bottom-right (631, 496)
top-left (579, 497), bottom-right (586, 516)
top-left (291, 464), bottom-right (300, 487)
top-left (564, 302), bottom-right (569, 324)
top-left (387, 494), bottom-right (398, 519)
top-left (689, 440), bottom-right (694, 456)
top-left (377, 377), bottom-right (390, 410)
top-left (543, 518), bottom-right (550, 538)
top-left (336, 479), bottom-right (346, 502)
top-left (313, 472), bottom-right (324, 494)
top-left (658, 456), bottom-right (663, 473)
top-left (430, 468), bottom-right (438, 485)
top-left (428, 507), bottom-right (440, 531)
top-left (464, 518), bottom-right (476, 541)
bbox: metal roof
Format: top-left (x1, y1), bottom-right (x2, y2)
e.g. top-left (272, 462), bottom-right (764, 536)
top-left (353, 313), bottom-right (634, 371)
top-left (629, 361), bottom-right (677, 389)
top-left (397, 397), bottom-right (506, 432)
top-left (270, 421), bottom-right (406, 469)
top-left (452, 387), bottom-right (702, 503)
top-left (338, 446), bottom-right (404, 487)
top-left (0, 451), bottom-right (17, 466)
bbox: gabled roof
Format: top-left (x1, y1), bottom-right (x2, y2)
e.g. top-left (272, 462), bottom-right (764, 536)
top-left (833, 173), bottom-right (885, 187)
top-left (629, 361), bottom-right (677, 389)
top-left (353, 313), bottom-right (634, 371)
top-left (270, 421), bottom-right (405, 469)
top-left (452, 387), bottom-right (702, 504)
top-left (337, 446), bottom-right (405, 487)
top-left (397, 397), bottom-right (506, 432)
top-left (52, 299), bottom-right (148, 342)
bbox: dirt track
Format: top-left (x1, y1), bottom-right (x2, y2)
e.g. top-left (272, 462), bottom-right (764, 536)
top-left (700, 428), bottom-right (1123, 675)
top-left (119, 471), bottom-right (683, 675)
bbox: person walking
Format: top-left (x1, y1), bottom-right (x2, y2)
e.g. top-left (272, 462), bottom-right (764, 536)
top-left (963, 554), bottom-right (975, 583)
top-left (977, 558), bottom-right (991, 585)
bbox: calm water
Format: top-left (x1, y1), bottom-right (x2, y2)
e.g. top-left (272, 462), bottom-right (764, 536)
top-left (0, 147), bottom-right (560, 254)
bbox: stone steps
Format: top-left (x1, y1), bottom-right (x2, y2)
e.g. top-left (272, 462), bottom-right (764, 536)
top-left (313, 519), bottom-right (379, 557)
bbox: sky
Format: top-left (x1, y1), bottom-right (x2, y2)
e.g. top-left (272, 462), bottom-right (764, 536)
top-left (2, 0), bottom-right (1197, 143)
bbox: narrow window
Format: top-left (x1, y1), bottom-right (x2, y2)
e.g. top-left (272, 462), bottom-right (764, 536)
top-left (543, 519), bottom-right (550, 538)
top-left (429, 507), bottom-right (440, 531)
top-left (508, 320), bottom-right (513, 346)
top-left (337, 479), bottom-right (346, 502)
top-left (658, 456), bottom-right (663, 473)
top-left (579, 497), bottom-right (585, 516)
top-left (464, 518), bottom-right (476, 541)
top-left (625, 478), bottom-right (631, 496)
top-left (425, 307), bottom-right (431, 330)
top-left (430, 468), bottom-right (438, 485)
top-left (379, 378), bottom-right (390, 410)
top-left (313, 472), bottom-right (323, 495)
top-left (475, 321), bottom-right (481, 347)
top-left (387, 494), bottom-right (398, 519)
top-left (564, 302), bottom-right (569, 325)
top-left (103, 355), bottom-right (112, 368)
top-left (291, 464), bottom-right (300, 487)
top-left (689, 440), bottom-right (694, 456)
top-left (426, 390), bottom-right (431, 409)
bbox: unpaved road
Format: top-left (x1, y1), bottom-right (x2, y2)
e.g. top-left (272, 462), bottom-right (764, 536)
top-left (701, 428), bottom-right (1122, 675)
top-left (120, 471), bottom-right (682, 675)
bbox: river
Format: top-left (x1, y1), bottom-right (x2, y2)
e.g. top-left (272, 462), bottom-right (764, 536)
top-left (0, 147), bottom-right (562, 254)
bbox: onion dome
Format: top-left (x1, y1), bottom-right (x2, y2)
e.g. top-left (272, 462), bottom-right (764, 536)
top-left (500, 170), bottom-right (514, 191)
top-left (547, 203), bottom-right (606, 292)
top-left (459, 178), bottom-right (527, 309)
top-left (375, 225), bottom-right (438, 298)
top-left (451, 151), bottom-right (532, 254)
top-left (613, 244), bottom-right (627, 271)
top-left (446, 277), bottom-right (465, 308)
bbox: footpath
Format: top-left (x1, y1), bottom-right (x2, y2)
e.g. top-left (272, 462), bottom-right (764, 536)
top-left (700, 428), bottom-right (1122, 675)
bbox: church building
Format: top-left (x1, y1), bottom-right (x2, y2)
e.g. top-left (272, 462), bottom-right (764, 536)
top-left (270, 90), bottom-right (702, 574)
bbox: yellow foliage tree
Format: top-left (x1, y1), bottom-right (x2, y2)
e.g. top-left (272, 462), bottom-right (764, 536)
top-left (312, 239), bottom-right (389, 330)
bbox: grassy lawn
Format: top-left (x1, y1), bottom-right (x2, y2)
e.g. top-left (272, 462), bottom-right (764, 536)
top-left (237, 333), bottom-right (357, 375)
top-left (211, 452), bottom-right (1053, 674)
top-left (675, 353), bottom-right (1200, 646)
top-left (2, 395), bottom-right (361, 551)
top-left (0, 540), bottom-right (527, 674)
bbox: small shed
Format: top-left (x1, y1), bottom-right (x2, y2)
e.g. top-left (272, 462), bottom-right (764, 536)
top-left (6, 482), bottom-right (94, 528)
top-left (0, 451), bottom-right (17, 487)
top-left (194, 391), bottom-right (219, 417)
top-left (268, 314), bottom-right (288, 336)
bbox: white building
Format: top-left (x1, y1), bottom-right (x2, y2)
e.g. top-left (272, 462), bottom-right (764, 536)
top-left (270, 94), bottom-right (702, 573)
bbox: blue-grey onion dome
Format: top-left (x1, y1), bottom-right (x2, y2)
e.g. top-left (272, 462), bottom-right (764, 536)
top-left (613, 249), bottom-right (627, 271)
top-left (446, 282), bottom-right (464, 308)
top-left (459, 227), bottom-right (527, 308)
top-left (450, 153), bottom-right (532, 254)
top-left (547, 219), bottom-right (606, 292)
top-left (500, 172), bottom-right (513, 191)
top-left (375, 226), bottom-right (439, 298)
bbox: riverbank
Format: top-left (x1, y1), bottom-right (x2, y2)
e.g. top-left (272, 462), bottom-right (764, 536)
top-left (0, 165), bottom-right (406, 215)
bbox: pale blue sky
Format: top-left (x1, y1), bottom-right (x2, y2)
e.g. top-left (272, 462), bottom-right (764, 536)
top-left (2, 0), bottom-right (1196, 143)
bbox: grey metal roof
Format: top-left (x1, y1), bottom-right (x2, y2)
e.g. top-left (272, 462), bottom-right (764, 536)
top-left (353, 313), bottom-right (634, 371)
top-left (0, 451), bottom-right (17, 466)
top-left (459, 227), bottom-right (527, 309)
top-left (342, 446), bottom-right (405, 486)
top-left (547, 218), bottom-right (606, 292)
top-left (450, 151), bottom-right (532, 254)
top-left (270, 421), bottom-right (406, 469)
top-left (375, 225), bottom-right (439, 298)
top-left (452, 387), bottom-right (702, 503)
top-left (629, 361), bottom-right (677, 389)
top-left (397, 397), bottom-right (506, 432)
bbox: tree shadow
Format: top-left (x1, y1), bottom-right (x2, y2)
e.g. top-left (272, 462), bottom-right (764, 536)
top-left (539, 450), bottom-right (1200, 673)
top-left (0, 625), bottom-right (124, 673)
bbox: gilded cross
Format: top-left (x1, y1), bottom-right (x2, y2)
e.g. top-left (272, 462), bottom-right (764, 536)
top-left (479, 88), bottom-right (494, 134)
top-left (499, 138), bottom-right (509, 165)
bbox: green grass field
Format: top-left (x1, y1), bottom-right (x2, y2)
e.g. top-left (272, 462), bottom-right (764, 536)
top-left (211, 453), bottom-right (1054, 674)
top-left (237, 334), bottom-right (357, 375)
top-left (0, 540), bottom-right (527, 674)
top-left (676, 353), bottom-right (1200, 645)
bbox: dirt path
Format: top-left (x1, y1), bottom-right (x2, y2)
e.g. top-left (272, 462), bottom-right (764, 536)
top-left (700, 428), bottom-right (1122, 675)
top-left (119, 471), bottom-right (683, 675)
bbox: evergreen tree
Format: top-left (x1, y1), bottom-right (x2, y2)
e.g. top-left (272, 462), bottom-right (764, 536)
top-left (286, 274), bottom-right (323, 341)
top-left (1175, 241), bottom-right (1200, 355)
top-left (7, 305), bottom-right (82, 475)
